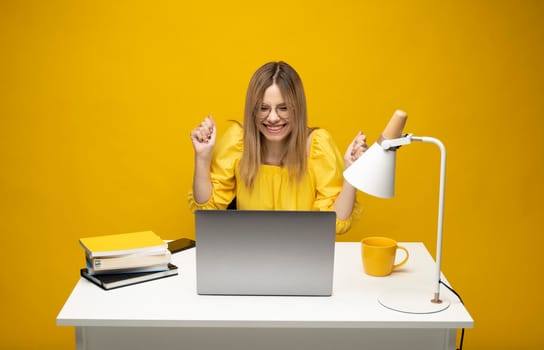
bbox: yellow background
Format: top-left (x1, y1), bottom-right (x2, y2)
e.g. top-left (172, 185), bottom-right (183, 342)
top-left (1, 0), bottom-right (543, 348)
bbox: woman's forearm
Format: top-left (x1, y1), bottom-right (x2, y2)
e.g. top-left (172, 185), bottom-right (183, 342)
top-left (334, 180), bottom-right (357, 220)
top-left (192, 155), bottom-right (212, 204)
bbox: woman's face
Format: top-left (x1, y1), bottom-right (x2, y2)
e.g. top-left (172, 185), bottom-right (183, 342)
top-left (256, 83), bottom-right (292, 143)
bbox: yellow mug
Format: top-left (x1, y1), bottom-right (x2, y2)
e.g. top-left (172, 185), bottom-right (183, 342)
top-left (361, 236), bottom-right (409, 277)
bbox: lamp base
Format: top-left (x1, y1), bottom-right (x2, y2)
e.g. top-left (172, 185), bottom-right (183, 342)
top-left (378, 288), bottom-right (451, 314)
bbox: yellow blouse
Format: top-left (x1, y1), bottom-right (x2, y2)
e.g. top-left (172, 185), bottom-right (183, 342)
top-left (188, 123), bottom-right (361, 234)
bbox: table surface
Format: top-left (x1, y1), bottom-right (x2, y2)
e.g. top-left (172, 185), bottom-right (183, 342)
top-left (56, 242), bottom-right (473, 329)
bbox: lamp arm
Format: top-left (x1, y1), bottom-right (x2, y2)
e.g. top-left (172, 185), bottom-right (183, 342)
top-left (380, 134), bottom-right (413, 149)
top-left (412, 136), bottom-right (446, 304)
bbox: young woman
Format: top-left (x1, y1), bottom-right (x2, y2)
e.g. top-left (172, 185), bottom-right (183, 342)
top-left (189, 61), bottom-right (368, 234)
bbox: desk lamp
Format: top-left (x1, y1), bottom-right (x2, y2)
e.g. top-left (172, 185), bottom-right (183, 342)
top-left (343, 110), bottom-right (450, 314)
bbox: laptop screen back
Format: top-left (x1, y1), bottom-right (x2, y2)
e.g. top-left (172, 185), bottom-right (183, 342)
top-left (195, 210), bottom-right (336, 296)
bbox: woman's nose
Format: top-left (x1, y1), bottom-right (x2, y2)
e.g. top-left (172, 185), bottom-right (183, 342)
top-left (266, 109), bottom-right (280, 122)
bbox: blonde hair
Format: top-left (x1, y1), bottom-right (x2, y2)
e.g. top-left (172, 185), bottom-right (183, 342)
top-left (239, 61), bottom-right (309, 190)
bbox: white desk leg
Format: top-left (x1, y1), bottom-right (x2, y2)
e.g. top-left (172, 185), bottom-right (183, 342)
top-left (444, 329), bottom-right (458, 350)
top-left (75, 327), bottom-right (87, 350)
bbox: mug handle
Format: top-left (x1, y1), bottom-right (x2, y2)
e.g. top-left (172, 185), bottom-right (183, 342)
top-left (392, 245), bottom-right (409, 269)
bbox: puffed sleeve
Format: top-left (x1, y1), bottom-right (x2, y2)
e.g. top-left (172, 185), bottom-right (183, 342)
top-left (188, 122), bottom-right (243, 210)
top-left (310, 129), bottom-right (362, 234)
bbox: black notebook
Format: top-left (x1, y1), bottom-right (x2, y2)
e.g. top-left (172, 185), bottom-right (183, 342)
top-left (80, 263), bottom-right (178, 290)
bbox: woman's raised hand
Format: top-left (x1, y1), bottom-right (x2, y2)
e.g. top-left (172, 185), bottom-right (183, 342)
top-left (344, 131), bottom-right (368, 168)
top-left (190, 116), bottom-right (216, 159)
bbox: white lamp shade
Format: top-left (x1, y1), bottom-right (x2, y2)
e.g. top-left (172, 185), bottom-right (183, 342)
top-left (343, 142), bottom-right (397, 199)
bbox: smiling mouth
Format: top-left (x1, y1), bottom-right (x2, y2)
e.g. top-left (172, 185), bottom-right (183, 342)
top-left (263, 124), bottom-right (286, 134)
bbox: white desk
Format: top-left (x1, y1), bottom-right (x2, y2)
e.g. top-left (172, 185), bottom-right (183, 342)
top-left (57, 243), bottom-right (473, 350)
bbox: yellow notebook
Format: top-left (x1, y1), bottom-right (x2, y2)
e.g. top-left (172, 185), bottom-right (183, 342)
top-left (79, 231), bottom-right (167, 258)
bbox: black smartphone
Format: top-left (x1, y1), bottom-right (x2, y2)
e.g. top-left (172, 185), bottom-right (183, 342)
top-left (167, 238), bottom-right (196, 254)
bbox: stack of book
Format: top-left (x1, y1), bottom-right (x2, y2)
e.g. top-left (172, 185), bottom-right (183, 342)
top-left (79, 231), bottom-right (178, 290)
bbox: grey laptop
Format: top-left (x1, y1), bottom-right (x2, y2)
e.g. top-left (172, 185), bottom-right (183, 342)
top-left (195, 210), bottom-right (336, 296)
